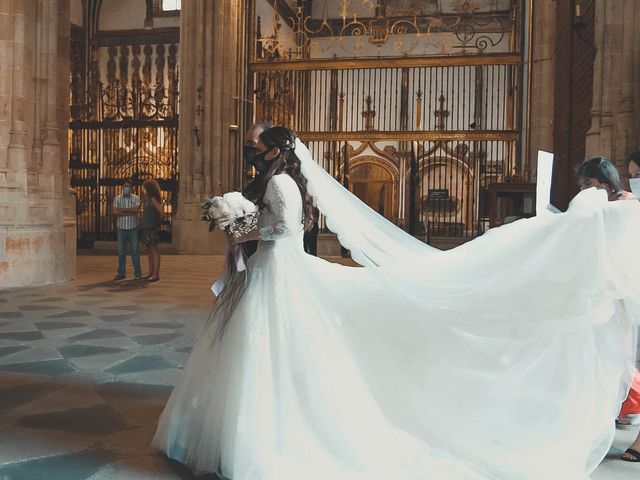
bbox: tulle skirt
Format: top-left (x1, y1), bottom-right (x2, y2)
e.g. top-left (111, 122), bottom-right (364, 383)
top-left (153, 190), bottom-right (640, 480)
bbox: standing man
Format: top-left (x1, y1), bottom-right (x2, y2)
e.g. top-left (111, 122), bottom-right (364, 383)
top-left (242, 120), bottom-right (274, 257)
top-left (303, 206), bottom-right (319, 256)
top-left (113, 180), bottom-right (142, 280)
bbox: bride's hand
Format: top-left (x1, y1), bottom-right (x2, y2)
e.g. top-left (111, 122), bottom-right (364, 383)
top-left (227, 228), bottom-right (259, 245)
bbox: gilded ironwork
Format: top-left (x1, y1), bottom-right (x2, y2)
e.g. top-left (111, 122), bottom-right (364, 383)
top-left (254, 0), bottom-right (515, 61)
top-left (250, 53), bottom-right (521, 71)
top-left (70, 38), bottom-right (180, 247)
top-left (248, 1), bottom-right (526, 244)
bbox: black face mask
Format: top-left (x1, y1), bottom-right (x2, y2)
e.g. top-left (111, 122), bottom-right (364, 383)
top-left (243, 145), bottom-right (270, 173)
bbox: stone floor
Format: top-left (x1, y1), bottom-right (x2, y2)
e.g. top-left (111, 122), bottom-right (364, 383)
top-left (0, 255), bottom-right (637, 480)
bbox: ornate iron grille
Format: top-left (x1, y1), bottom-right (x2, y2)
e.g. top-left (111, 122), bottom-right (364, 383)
top-left (248, 1), bottom-right (525, 247)
top-left (251, 57), bottom-right (521, 244)
top-left (70, 42), bottom-right (179, 248)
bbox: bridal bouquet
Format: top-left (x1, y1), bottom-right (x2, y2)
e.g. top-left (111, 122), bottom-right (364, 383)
top-left (200, 191), bottom-right (259, 238)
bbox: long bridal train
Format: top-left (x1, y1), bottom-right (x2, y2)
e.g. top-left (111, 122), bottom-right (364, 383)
top-left (154, 140), bottom-right (640, 480)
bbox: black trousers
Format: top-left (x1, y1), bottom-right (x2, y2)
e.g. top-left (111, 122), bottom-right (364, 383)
top-left (303, 224), bottom-right (319, 256)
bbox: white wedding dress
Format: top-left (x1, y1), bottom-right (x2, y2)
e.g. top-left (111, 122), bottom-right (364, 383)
top-left (154, 160), bottom-right (640, 479)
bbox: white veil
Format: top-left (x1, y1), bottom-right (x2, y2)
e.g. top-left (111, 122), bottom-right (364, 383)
top-left (295, 138), bottom-right (435, 267)
top-left (295, 136), bottom-right (640, 474)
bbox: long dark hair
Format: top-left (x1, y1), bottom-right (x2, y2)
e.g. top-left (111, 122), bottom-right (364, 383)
top-left (142, 178), bottom-right (162, 202)
top-left (243, 127), bottom-right (315, 231)
top-left (575, 156), bottom-right (623, 192)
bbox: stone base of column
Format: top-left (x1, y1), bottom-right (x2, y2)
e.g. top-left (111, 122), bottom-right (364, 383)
top-left (0, 225), bottom-right (76, 288)
top-left (172, 218), bottom-right (228, 255)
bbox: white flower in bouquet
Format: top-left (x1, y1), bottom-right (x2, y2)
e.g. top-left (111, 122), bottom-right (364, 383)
top-left (222, 191), bottom-right (257, 219)
top-left (201, 192), bottom-right (259, 235)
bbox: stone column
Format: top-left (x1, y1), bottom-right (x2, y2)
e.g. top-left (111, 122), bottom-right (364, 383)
top-left (527, 0), bottom-right (556, 175)
top-left (586, 0), bottom-right (640, 179)
top-left (0, 0), bottom-right (76, 287)
top-left (172, 0), bottom-right (245, 254)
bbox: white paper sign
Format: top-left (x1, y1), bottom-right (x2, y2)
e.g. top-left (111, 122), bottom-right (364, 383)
top-left (536, 150), bottom-right (554, 215)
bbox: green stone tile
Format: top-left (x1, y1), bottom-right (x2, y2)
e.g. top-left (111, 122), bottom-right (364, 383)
top-left (0, 359), bottom-right (75, 376)
top-left (0, 331), bottom-right (45, 341)
top-left (35, 321), bottom-right (88, 330)
top-left (132, 333), bottom-right (181, 346)
top-left (0, 345), bottom-right (30, 358)
top-left (57, 344), bottom-right (127, 359)
top-left (131, 321), bottom-right (186, 329)
top-left (17, 305), bottom-right (62, 312)
top-left (102, 305), bottom-right (143, 311)
top-left (69, 329), bottom-right (126, 341)
top-left (46, 310), bottom-right (91, 319)
top-left (105, 355), bottom-right (176, 375)
top-left (98, 314), bottom-right (135, 322)
top-left (0, 449), bottom-right (114, 480)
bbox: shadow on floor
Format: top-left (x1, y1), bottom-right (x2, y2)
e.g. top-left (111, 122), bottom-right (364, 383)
top-left (0, 374), bottom-right (220, 480)
top-left (76, 278), bottom-right (151, 293)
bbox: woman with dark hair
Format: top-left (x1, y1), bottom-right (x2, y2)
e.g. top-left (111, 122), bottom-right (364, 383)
top-left (576, 156), bottom-right (636, 201)
top-left (140, 178), bottom-right (164, 282)
top-left (154, 129), bottom-right (640, 480)
top-left (241, 126), bottom-right (315, 233)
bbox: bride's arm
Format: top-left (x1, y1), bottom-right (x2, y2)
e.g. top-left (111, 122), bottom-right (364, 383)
top-left (229, 175), bottom-right (300, 245)
top-left (256, 175), bottom-right (300, 241)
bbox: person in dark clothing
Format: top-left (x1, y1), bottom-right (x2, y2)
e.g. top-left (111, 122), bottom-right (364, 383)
top-left (241, 120), bottom-right (274, 257)
top-left (140, 178), bottom-right (164, 282)
top-left (303, 206), bottom-right (319, 256)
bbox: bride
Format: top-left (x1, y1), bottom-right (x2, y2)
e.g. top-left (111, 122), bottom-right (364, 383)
top-left (153, 127), bottom-right (640, 480)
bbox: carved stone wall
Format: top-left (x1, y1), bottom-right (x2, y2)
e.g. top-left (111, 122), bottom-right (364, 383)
top-left (585, 0), bottom-right (640, 182)
top-left (0, 0), bottom-right (76, 287)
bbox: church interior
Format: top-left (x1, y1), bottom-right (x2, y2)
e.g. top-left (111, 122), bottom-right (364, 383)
top-left (0, 0), bottom-right (639, 478)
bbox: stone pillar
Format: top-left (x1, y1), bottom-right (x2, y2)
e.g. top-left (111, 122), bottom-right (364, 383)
top-left (527, 0), bottom-right (555, 173)
top-left (0, 0), bottom-right (76, 287)
top-left (586, 0), bottom-right (640, 181)
top-left (172, 0), bottom-right (245, 254)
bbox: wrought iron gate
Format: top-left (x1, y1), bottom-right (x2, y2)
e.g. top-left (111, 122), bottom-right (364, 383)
top-left (69, 81), bottom-right (179, 247)
top-left (251, 58), bottom-right (521, 243)
top-left (248, 1), bottom-right (525, 246)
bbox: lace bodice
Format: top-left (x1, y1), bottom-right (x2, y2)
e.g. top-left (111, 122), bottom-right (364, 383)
top-left (257, 174), bottom-right (304, 241)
